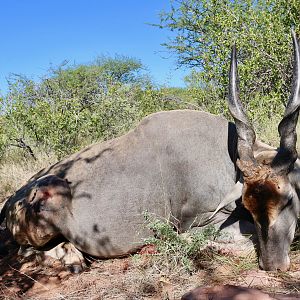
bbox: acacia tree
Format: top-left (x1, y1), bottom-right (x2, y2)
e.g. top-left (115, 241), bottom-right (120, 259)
top-left (158, 0), bottom-right (300, 118)
top-left (0, 56), bottom-right (180, 160)
top-left (1, 56), bottom-right (150, 158)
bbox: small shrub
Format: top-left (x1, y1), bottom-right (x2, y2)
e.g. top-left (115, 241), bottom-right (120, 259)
top-left (0, 63), bottom-right (185, 161)
top-left (142, 212), bottom-right (220, 273)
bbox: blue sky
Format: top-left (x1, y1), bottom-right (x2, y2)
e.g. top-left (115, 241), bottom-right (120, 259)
top-left (0, 0), bottom-right (189, 95)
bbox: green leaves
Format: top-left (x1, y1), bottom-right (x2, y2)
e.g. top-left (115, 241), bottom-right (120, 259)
top-left (0, 56), bottom-right (183, 161)
top-left (159, 0), bottom-right (300, 122)
top-left (143, 212), bottom-right (220, 273)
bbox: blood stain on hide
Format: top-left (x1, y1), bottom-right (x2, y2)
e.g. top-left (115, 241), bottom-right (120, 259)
top-left (42, 190), bottom-right (52, 200)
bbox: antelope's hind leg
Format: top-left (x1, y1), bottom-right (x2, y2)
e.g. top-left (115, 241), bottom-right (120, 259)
top-left (6, 175), bottom-right (85, 270)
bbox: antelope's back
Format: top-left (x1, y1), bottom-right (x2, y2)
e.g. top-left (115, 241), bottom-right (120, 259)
top-left (34, 110), bottom-right (238, 256)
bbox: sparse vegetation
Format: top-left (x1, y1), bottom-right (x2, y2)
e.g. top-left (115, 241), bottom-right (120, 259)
top-left (1, 1), bottom-right (300, 298)
top-left (0, 149), bottom-right (56, 203)
top-left (142, 212), bottom-right (220, 273)
top-left (158, 0), bottom-right (300, 114)
top-left (0, 56), bottom-right (184, 161)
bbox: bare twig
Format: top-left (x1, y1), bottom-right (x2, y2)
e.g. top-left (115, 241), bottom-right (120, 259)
top-left (9, 138), bottom-right (36, 160)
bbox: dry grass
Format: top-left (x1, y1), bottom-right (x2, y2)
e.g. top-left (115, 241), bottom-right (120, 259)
top-left (0, 123), bottom-right (300, 299)
top-left (255, 118), bottom-right (280, 147)
top-left (257, 117), bottom-right (300, 151)
top-left (0, 223), bottom-right (299, 299)
top-left (0, 149), bottom-right (57, 204)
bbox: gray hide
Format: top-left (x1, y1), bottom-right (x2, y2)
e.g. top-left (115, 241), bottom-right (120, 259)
top-left (4, 33), bottom-right (300, 272)
top-left (2, 110), bottom-right (243, 258)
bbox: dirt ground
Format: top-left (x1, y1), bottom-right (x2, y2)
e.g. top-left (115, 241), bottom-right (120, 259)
top-left (0, 228), bottom-right (299, 300)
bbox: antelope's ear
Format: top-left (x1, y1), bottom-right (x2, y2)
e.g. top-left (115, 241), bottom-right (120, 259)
top-left (208, 181), bottom-right (243, 220)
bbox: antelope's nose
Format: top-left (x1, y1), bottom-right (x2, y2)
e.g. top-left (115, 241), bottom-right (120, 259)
top-left (259, 256), bottom-right (290, 271)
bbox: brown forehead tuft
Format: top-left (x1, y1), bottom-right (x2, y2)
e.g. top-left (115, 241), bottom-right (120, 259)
top-left (243, 179), bottom-right (282, 226)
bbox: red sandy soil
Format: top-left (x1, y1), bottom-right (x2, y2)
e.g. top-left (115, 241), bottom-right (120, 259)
top-left (0, 228), bottom-right (299, 300)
